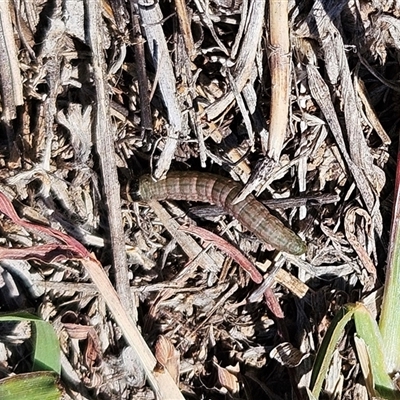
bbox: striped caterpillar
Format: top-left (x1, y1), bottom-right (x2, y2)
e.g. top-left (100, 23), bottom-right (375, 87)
top-left (136, 171), bottom-right (306, 255)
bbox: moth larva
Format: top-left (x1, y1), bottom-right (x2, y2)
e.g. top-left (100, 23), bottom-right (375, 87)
top-left (137, 172), bottom-right (306, 255)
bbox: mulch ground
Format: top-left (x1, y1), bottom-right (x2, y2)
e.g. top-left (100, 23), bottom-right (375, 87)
top-left (0, 0), bottom-right (399, 399)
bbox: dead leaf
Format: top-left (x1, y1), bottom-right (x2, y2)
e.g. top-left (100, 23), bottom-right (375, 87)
top-left (61, 311), bottom-right (102, 370)
top-left (214, 361), bottom-right (240, 394)
top-left (154, 335), bottom-right (180, 384)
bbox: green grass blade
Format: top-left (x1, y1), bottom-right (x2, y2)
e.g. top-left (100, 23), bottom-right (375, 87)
top-left (32, 319), bottom-right (61, 373)
top-left (379, 144), bottom-right (400, 373)
top-left (379, 231), bottom-right (400, 373)
top-left (310, 304), bottom-right (357, 398)
top-left (0, 372), bottom-right (61, 400)
top-left (0, 312), bottom-right (60, 374)
top-left (353, 303), bottom-right (397, 398)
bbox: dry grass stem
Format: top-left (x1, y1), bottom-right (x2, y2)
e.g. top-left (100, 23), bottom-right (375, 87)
top-left (0, 0), bottom-right (23, 122)
top-left (268, 0), bottom-right (290, 161)
top-left (86, 1), bottom-right (132, 313)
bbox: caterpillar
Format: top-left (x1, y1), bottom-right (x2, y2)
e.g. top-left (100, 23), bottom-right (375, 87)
top-left (135, 171), bottom-right (306, 255)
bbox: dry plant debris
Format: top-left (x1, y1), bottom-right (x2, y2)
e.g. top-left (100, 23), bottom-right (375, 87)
top-left (0, 0), bottom-right (399, 399)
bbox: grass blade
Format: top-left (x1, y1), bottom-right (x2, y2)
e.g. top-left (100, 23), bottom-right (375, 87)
top-left (0, 312), bottom-right (60, 374)
top-left (353, 303), bottom-right (396, 398)
top-left (0, 372), bottom-right (60, 400)
top-left (310, 304), bottom-right (356, 397)
top-left (379, 146), bottom-right (400, 373)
